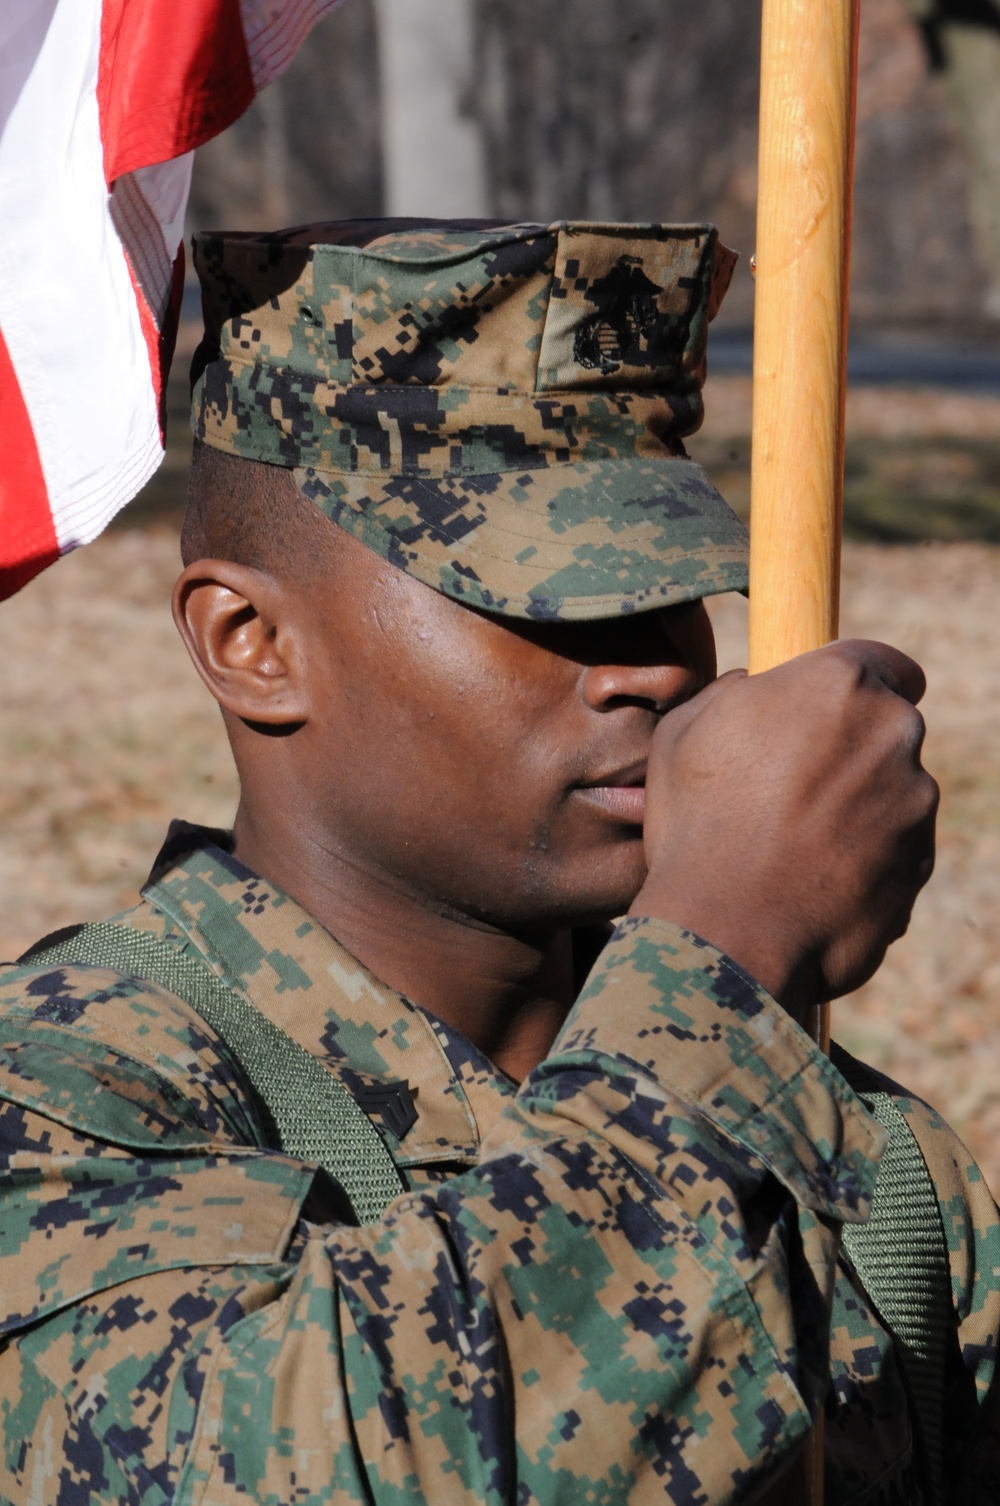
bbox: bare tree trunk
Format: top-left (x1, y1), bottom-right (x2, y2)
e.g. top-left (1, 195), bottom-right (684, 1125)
top-left (373, 0), bottom-right (487, 218)
top-left (938, 22), bottom-right (1000, 318)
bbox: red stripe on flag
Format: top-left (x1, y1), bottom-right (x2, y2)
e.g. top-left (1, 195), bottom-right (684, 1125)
top-left (0, 326), bottom-right (59, 598)
top-left (98, 0), bottom-right (255, 185)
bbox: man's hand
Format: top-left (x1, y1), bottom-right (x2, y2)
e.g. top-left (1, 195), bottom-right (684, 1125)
top-left (629, 639), bottom-right (938, 1023)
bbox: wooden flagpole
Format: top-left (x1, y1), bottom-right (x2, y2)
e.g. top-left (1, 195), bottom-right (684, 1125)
top-left (748, 0), bottom-right (861, 1500)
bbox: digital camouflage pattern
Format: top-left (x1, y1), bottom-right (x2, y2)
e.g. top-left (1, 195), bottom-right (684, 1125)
top-left (191, 220), bottom-right (749, 620)
top-left (1, 824), bottom-right (999, 1504)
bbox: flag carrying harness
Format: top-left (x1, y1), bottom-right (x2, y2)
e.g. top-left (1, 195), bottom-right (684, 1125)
top-left (833, 1046), bottom-right (950, 1504)
top-left (21, 920), bottom-right (405, 1226)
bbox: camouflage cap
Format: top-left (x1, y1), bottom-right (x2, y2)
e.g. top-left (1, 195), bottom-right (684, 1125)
top-left (191, 218), bottom-right (748, 620)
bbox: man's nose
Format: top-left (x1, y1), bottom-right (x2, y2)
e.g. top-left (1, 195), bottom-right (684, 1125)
top-left (580, 658), bottom-right (706, 715)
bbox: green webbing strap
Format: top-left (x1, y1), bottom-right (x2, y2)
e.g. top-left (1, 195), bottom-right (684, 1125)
top-left (22, 921), bottom-right (405, 1226)
top-left (837, 1050), bottom-right (951, 1506)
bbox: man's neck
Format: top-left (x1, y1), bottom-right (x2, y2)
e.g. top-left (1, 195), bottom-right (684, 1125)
top-left (231, 811), bottom-right (576, 1083)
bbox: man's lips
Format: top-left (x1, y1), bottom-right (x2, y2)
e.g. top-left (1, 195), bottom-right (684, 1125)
top-left (572, 763), bottom-right (647, 826)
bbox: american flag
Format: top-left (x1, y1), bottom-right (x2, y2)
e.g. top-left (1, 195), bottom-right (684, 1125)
top-left (0, 0), bottom-right (344, 599)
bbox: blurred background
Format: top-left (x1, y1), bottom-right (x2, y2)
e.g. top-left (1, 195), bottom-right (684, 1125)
top-left (3, 0), bottom-right (1000, 1183)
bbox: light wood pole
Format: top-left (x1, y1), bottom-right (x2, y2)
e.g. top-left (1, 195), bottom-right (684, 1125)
top-left (748, 0), bottom-right (860, 1501)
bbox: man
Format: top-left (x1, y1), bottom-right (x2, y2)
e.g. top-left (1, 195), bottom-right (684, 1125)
top-left (0, 219), bottom-right (994, 1505)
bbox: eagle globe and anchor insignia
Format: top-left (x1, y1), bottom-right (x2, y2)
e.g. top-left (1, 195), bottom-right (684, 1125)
top-left (572, 255), bottom-right (675, 374)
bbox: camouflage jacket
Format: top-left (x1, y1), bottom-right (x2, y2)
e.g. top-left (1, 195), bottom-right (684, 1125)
top-left (0, 824), bottom-right (997, 1506)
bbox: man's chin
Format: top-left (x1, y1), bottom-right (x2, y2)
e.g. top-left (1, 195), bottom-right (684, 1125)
top-left (549, 848), bottom-right (648, 926)
top-left (532, 869), bottom-right (647, 932)
top-left (444, 837), bottom-right (646, 933)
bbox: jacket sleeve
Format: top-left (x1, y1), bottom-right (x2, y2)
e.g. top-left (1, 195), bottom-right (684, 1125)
top-left (0, 918), bottom-right (885, 1506)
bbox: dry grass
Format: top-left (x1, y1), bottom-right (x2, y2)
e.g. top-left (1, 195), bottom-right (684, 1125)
top-left (2, 522), bottom-right (999, 1193)
top-left (0, 530), bottom-right (239, 954)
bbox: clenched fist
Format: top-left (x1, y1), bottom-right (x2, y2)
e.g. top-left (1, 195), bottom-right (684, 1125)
top-left (629, 640), bottom-right (938, 1022)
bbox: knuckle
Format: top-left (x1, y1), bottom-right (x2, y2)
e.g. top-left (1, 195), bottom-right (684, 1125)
top-left (894, 699), bottom-right (926, 750)
top-left (823, 649), bottom-right (867, 703)
top-left (870, 691), bottom-right (925, 759)
top-left (920, 770), bottom-right (941, 816)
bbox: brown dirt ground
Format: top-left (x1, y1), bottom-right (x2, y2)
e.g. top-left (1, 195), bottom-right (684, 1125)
top-left (3, 379), bottom-right (1000, 1193)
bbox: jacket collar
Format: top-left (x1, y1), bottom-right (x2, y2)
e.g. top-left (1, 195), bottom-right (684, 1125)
top-left (140, 821), bottom-right (516, 1169)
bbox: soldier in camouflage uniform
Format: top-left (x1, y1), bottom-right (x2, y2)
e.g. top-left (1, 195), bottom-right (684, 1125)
top-left (0, 220), bottom-right (995, 1505)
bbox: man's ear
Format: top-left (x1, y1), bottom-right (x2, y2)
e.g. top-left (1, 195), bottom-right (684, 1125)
top-left (172, 560), bottom-right (308, 725)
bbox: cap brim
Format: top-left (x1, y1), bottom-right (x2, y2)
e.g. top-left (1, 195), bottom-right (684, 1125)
top-left (293, 456), bottom-right (748, 621)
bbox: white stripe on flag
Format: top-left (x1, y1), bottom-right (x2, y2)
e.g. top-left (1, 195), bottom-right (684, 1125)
top-left (111, 156), bottom-right (193, 329)
top-left (240, 0), bottom-right (346, 90)
top-left (0, 0), bottom-right (161, 551)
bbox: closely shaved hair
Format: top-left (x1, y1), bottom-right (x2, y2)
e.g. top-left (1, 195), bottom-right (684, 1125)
top-left (182, 441), bottom-right (339, 580)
